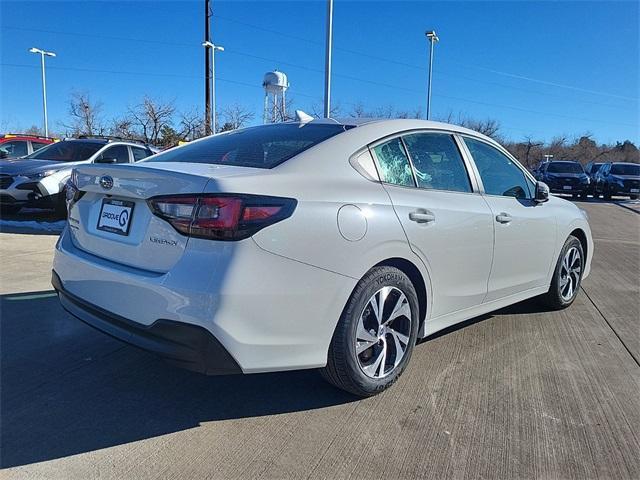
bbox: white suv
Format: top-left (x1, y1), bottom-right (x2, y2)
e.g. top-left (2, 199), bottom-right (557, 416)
top-left (52, 119), bottom-right (593, 396)
top-left (0, 137), bottom-right (154, 214)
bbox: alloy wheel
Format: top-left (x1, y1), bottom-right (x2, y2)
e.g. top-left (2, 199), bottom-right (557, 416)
top-left (355, 286), bottom-right (412, 379)
top-left (560, 246), bottom-right (582, 301)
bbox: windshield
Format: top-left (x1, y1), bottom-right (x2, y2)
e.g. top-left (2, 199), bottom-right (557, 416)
top-left (144, 123), bottom-right (352, 168)
top-left (547, 162), bottom-right (584, 174)
top-left (25, 141), bottom-right (103, 162)
top-left (610, 163), bottom-right (640, 176)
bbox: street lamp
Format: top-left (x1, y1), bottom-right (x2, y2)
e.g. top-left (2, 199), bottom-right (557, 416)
top-left (425, 30), bottom-right (439, 120)
top-left (544, 154), bottom-right (554, 162)
top-left (202, 41), bottom-right (224, 134)
top-left (29, 47), bottom-right (56, 137)
top-left (323, 0), bottom-right (334, 118)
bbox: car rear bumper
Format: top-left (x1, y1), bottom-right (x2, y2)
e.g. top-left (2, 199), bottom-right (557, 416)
top-left (53, 226), bottom-right (357, 374)
top-left (52, 270), bottom-right (242, 375)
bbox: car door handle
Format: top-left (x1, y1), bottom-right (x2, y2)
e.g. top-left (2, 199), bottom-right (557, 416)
top-left (495, 212), bottom-right (512, 224)
top-left (409, 210), bottom-right (435, 224)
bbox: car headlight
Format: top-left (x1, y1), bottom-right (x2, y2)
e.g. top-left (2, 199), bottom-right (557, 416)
top-left (26, 169), bottom-right (57, 180)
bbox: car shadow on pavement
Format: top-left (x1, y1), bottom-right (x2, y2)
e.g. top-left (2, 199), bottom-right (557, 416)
top-left (0, 290), bottom-right (358, 469)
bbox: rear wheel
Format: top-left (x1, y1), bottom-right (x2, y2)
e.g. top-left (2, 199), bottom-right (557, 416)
top-left (631, 195), bottom-right (639, 200)
top-left (539, 235), bottom-right (584, 310)
top-left (321, 266), bottom-right (419, 397)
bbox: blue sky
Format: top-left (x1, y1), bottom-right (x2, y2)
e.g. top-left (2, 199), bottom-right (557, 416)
top-left (1, 0), bottom-right (638, 143)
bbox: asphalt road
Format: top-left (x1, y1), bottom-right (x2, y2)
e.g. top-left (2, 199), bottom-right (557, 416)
top-left (1, 201), bottom-right (638, 480)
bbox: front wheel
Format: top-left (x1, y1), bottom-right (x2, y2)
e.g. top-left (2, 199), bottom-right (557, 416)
top-left (539, 235), bottom-right (584, 310)
top-left (321, 266), bottom-right (419, 397)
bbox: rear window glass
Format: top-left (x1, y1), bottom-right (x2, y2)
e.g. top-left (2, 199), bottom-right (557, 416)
top-left (144, 123), bottom-right (352, 168)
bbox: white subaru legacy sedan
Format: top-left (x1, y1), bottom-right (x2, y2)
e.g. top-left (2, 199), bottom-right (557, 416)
top-left (53, 119), bottom-right (592, 396)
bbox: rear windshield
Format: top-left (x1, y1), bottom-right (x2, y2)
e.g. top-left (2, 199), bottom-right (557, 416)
top-left (547, 162), bottom-right (584, 174)
top-left (610, 163), bottom-right (640, 176)
top-left (25, 140), bottom-right (103, 162)
top-left (144, 123), bottom-right (351, 168)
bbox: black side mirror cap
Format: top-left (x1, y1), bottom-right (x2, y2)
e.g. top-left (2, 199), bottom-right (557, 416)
top-left (94, 157), bottom-right (117, 164)
top-left (534, 181), bottom-right (550, 203)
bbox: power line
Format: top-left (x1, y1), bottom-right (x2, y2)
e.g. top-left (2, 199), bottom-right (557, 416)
top-left (3, 24), bottom-right (636, 109)
top-left (3, 62), bottom-right (635, 128)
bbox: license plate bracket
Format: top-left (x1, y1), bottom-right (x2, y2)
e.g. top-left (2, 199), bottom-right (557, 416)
top-left (97, 198), bottom-right (135, 236)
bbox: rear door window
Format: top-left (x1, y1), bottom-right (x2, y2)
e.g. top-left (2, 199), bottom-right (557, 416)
top-left (402, 133), bottom-right (472, 193)
top-left (100, 145), bottom-right (130, 163)
top-left (131, 146), bottom-right (152, 161)
top-left (0, 140), bottom-right (28, 157)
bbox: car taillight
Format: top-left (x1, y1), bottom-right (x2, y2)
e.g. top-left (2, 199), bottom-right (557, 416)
top-left (147, 194), bottom-right (297, 241)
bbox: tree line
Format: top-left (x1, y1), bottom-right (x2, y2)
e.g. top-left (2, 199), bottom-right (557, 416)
top-left (20, 92), bottom-right (639, 166)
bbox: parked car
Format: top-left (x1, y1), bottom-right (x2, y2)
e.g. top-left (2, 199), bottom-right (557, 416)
top-left (52, 119), bottom-right (593, 397)
top-left (593, 162), bottom-right (640, 200)
top-left (0, 136), bottom-right (154, 214)
top-left (535, 160), bottom-right (590, 198)
top-left (0, 133), bottom-right (54, 159)
top-left (584, 161), bottom-right (604, 196)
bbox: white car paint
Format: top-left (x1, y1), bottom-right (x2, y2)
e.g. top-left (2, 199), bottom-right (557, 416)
top-left (53, 119), bottom-right (593, 374)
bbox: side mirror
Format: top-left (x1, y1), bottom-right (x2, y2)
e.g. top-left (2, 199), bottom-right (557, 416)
top-left (534, 181), bottom-right (550, 203)
top-left (95, 157), bottom-right (117, 164)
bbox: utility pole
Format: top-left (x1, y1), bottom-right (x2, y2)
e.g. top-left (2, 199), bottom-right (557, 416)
top-left (204, 0), bottom-right (212, 135)
top-left (323, 0), bottom-right (334, 118)
top-left (203, 41), bottom-right (224, 133)
top-left (29, 47), bottom-right (56, 137)
top-left (425, 30), bottom-right (439, 120)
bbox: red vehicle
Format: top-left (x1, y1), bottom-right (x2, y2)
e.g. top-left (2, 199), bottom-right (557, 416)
top-left (0, 134), bottom-right (55, 159)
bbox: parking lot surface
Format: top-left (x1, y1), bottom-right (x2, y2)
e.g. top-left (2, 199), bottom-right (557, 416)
top-left (1, 201), bottom-right (639, 480)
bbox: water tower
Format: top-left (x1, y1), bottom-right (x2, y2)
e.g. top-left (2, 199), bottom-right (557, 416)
top-left (263, 70), bottom-right (289, 123)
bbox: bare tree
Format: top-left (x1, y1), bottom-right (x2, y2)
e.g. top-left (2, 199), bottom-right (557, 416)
top-left (63, 92), bottom-right (105, 136)
top-left (129, 96), bottom-right (176, 144)
top-left (219, 103), bottom-right (255, 132)
top-left (109, 116), bottom-right (137, 139)
top-left (179, 108), bottom-right (206, 140)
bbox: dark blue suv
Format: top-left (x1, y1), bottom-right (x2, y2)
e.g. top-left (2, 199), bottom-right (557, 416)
top-left (535, 161), bottom-right (590, 198)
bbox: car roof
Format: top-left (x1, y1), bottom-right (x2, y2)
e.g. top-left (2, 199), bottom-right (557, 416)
top-left (284, 117), bottom-right (496, 141)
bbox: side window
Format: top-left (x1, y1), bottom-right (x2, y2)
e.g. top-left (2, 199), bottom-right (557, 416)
top-left (101, 145), bottom-right (130, 163)
top-left (0, 140), bottom-right (28, 157)
top-left (131, 147), bottom-right (151, 161)
top-left (402, 133), bottom-right (471, 193)
top-left (464, 137), bottom-right (532, 199)
top-left (31, 141), bottom-right (49, 152)
top-left (371, 138), bottom-right (415, 187)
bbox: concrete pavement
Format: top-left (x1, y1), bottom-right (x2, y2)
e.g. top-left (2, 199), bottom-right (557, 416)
top-left (1, 201), bottom-right (638, 479)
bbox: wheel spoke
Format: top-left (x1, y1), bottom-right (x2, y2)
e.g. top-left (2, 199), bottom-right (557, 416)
top-left (383, 293), bottom-right (410, 326)
top-left (362, 342), bottom-right (386, 377)
top-left (390, 329), bottom-right (408, 367)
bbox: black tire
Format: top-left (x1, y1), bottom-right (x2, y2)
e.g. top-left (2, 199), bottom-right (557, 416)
top-left (321, 266), bottom-right (419, 397)
top-left (0, 204), bottom-right (21, 216)
top-left (539, 235), bottom-right (584, 310)
top-left (630, 195), bottom-right (639, 200)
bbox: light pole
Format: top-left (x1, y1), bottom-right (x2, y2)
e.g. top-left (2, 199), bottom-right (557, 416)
top-left (202, 41), bottom-right (224, 134)
top-left (29, 47), bottom-right (56, 137)
top-left (323, 0), bottom-right (334, 118)
top-left (425, 30), bottom-right (439, 120)
top-left (544, 154), bottom-right (554, 162)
